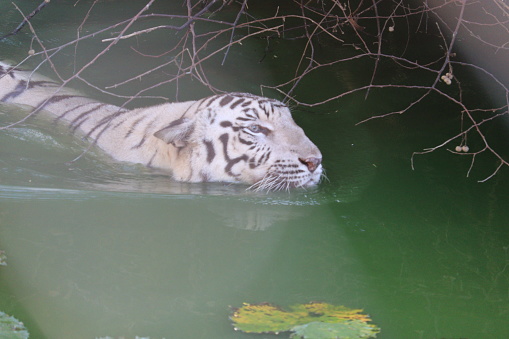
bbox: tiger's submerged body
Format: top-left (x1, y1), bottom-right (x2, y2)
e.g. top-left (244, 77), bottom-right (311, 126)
top-left (0, 61), bottom-right (323, 191)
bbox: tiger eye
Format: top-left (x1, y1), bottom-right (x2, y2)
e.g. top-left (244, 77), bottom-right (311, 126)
top-left (248, 124), bottom-right (261, 133)
top-left (247, 124), bottom-right (270, 135)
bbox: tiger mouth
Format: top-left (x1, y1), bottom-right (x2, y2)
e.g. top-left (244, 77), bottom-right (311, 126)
top-left (302, 176), bottom-right (322, 187)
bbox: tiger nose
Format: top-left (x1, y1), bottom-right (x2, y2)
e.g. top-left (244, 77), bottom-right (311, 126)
top-left (299, 157), bottom-right (322, 173)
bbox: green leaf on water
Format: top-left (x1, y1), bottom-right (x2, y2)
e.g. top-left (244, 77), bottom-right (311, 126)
top-left (231, 302), bottom-right (380, 338)
top-left (0, 250), bottom-right (6, 266)
top-left (0, 312), bottom-right (29, 339)
top-left (231, 303), bottom-right (291, 333)
top-left (291, 320), bottom-right (380, 339)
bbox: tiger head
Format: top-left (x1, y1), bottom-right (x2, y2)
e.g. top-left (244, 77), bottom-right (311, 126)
top-left (153, 93), bottom-right (323, 191)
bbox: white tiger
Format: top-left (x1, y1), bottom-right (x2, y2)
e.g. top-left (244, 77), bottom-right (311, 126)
top-left (0, 61), bottom-right (323, 191)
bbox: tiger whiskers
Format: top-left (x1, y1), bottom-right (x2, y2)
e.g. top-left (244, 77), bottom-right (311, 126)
top-left (247, 173), bottom-right (298, 192)
top-left (319, 167), bottom-right (329, 184)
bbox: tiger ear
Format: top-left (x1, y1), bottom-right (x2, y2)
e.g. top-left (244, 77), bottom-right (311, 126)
top-left (154, 117), bottom-right (195, 147)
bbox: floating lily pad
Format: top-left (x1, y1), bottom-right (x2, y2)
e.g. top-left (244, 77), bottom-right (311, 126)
top-left (0, 312), bottom-right (29, 339)
top-left (231, 302), bottom-right (379, 338)
top-left (231, 303), bottom-right (290, 333)
top-left (291, 320), bottom-right (380, 339)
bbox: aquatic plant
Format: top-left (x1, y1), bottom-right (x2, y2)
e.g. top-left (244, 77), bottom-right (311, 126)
top-left (0, 251), bottom-right (6, 266)
top-left (0, 312), bottom-right (29, 339)
top-left (231, 302), bottom-right (380, 338)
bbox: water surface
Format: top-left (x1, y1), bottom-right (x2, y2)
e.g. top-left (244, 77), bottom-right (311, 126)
top-left (1, 1), bottom-right (508, 338)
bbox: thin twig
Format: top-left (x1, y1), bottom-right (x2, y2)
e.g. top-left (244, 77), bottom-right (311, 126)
top-left (0, 0), bottom-right (50, 41)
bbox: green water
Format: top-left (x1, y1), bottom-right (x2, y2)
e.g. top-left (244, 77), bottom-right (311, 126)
top-left (1, 1), bottom-right (509, 338)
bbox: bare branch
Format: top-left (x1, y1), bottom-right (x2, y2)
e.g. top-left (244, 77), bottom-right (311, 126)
top-left (1, 0), bottom-right (508, 181)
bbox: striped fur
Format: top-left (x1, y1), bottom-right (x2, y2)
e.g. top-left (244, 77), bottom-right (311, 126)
top-left (0, 62), bottom-right (323, 190)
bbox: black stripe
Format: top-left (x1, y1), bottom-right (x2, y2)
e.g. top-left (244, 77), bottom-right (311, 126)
top-left (37, 94), bottom-right (89, 114)
top-left (0, 65), bottom-right (16, 78)
top-left (70, 103), bottom-right (104, 124)
top-left (206, 108), bottom-right (217, 123)
top-left (219, 133), bottom-right (248, 177)
top-left (54, 103), bottom-right (92, 122)
top-left (71, 117), bottom-right (90, 132)
top-left (131, 117), bottom-right (157, 149)
top-left (204, 139), bottom-right (216, 163)
top-left (85, 110), bottom-right (128, 139)
top-left (238, 136), bottom-right (253, 145)
top-left (85, 115), bottom-right (115, 139)
top-left (219, 95), bottom-right (234, 107)
top-left (261, 150), bottom-right (271, 164)
top-left (27, 80), bottom-right (59, 88)
top-left (200, 171), bottom-right (210, 182)
top-left (70, 104), bottom-right (106, 132)
top-left (147, 150), bottom-right (158, 167)
top-left (204, 95), bottom-right (220, 107)
top-left (124, 116), bottom-right (146, 138)
top-left (46, 94), bottom-right (87, 104)
top-left (220, 120), bottom-right (241, 131)
top-left (262, 105), bottom-right (271, 118)
top-left (230, 98), bottom-right (245, 109)
top-left (1, 80), bottom-right (26, 101)
top-left (236, 117), bottom-right (255, 122)
top-left (249, 152), bottom-right (267, 169)
top-left (131, 135), bottom-right (147, 149)
top-left (225, 154), bottom-right (248, 177)
top-left (243, 108), bottom-right (260, 119)
top-left (160, 117), bottom-right (188, 129)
